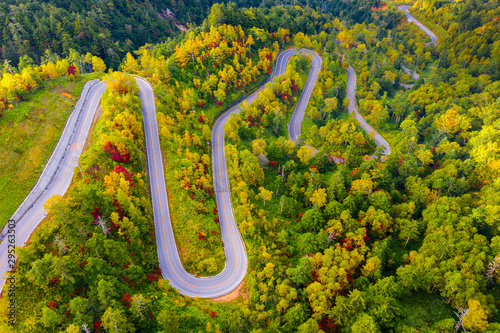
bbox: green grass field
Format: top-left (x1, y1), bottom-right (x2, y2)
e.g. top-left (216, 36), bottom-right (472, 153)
top-left (0, 72), bottom-right (103, 229)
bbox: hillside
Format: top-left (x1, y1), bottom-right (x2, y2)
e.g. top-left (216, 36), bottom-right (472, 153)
top-left (0, 0), bottom-right (176, 68)
top-left (0, 0), bottom-right (399, 70)
top-left (0, 0), bottom-right (500, 332)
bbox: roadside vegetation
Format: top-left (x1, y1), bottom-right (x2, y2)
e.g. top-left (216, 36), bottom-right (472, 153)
top-left (1, 0), bottom-right (500, 332)
top-left (0, 67), bottom-right (103, 229)
top-left (121, 24), bottom-right (289, 276)
top-left (0, 71), bottom-right (164, 332)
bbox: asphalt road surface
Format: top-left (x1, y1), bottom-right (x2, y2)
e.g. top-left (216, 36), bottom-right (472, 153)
top-left (399, 5), bottom-right (438, 45)
top-left (347, 65), bottom-right (391, 157)
top-left (0, 80), bottom-right (106, 293)
top-left (138, 49), bottom-right (324, 298)
top-left (287, 50), bottom-right (323, 141)
top-left (402, 65), bottom-right (420, 81)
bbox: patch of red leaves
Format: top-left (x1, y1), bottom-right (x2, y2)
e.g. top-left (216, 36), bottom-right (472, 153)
top-left (91, 207), bottom-right (102, 223)
top-left (48, 300), bottom-right (57, 309)
top-left (103, 142), bottom-right (130, 163)
top-left (121, 293), bottom-right (132, 307)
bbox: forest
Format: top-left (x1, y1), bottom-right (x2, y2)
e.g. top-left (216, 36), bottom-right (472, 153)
top-left (0, 0), bottom-right (402, 69)
top-left (0, 0), bottom-right (500, 332)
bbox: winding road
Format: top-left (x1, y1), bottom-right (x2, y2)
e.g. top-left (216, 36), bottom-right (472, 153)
top-left (0, 80), bottom-right (106, 292)
top-left (142, 49), bottom-right (328, 298)
top-left (288, 50), bottom-right (323, 142)
top-left (399, 5), bottom-right (438, 45)
top-left (347, 65), bottom-right (391, 157)
top-left (0, 48), bottom-right (394, 297)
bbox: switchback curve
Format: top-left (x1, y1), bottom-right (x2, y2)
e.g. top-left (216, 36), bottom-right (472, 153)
top-left (0, 49), bottom-right (392, 298)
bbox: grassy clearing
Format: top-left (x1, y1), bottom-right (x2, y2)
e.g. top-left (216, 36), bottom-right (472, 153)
top-left (0, 72), bottom-right (103, 228)
top-left (162, 148), bottom-right (225, 277)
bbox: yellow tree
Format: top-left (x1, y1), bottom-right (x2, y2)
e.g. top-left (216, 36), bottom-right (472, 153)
top-left (416, 149), bottom-right (433, 166)
top-left (323, 97), bottom-right (338, 119)
top-left (56, 59), bottom-right (70, 76)
top-left (246, 34), bottom-right (255, 53)
top-left (122, 53), bottom-right (139, 73)
top-left (252, 139), bottom-right (267, 156)
top-left (41, 62), bottom-right (58, 79)
top-left (435, 105), bottom-right (471, 137)
top-left (20, 67), bottom-right (40, 92)
top-left (92, 56), bottom-right (107, 73)
top-left (258, 187), bottom-right (273, 206)
top-left (351, 174), bottom-right (374, 195)
top-left (463, 299), bottom-right (489, 332)
top-left (297, 146), bottom-right (314, 164)
top-left (214, 87), bottom-right (226, 103)
top-left (310, 188), bottom-right (327, 208)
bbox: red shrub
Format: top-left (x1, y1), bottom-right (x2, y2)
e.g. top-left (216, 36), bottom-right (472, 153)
top-left (319, 318), bottom-right (337, 332)
top-left (113, 165), bottom-right (134, 186)
top-left (121, 293), bottom-right (132, 307)
top-left (103, 142), bottom-right (130, 163)
top-left (48, 301), bottom-right (57, 309)
top-left (91, 207), bottom-right (102, 223)
top-left (113, 199), bottom-right (125, 219)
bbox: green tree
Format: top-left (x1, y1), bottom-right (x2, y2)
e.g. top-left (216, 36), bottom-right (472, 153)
top-left (351, 314), bottom-right (380, 333)
top-left (101, 307), bottom-right (136, 333)
top-left (301, 208), bottom-right (325, 232)
top-left (297, 318), bottom-right (324, 333)
top-left (97, 278), bottom-right (121, 309)
top-left (130, 294), bottom-right (150, 320)
top-left (157, 310), bottom-right (180, 333)
top-left (287, 257), bottom-right (313, 286)
top-left (282, 304), bottom-right (308, 332)
top-left (42, 307), bottom-right (61, 331)
top-left (69, 297), bottom-right (92, 327)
